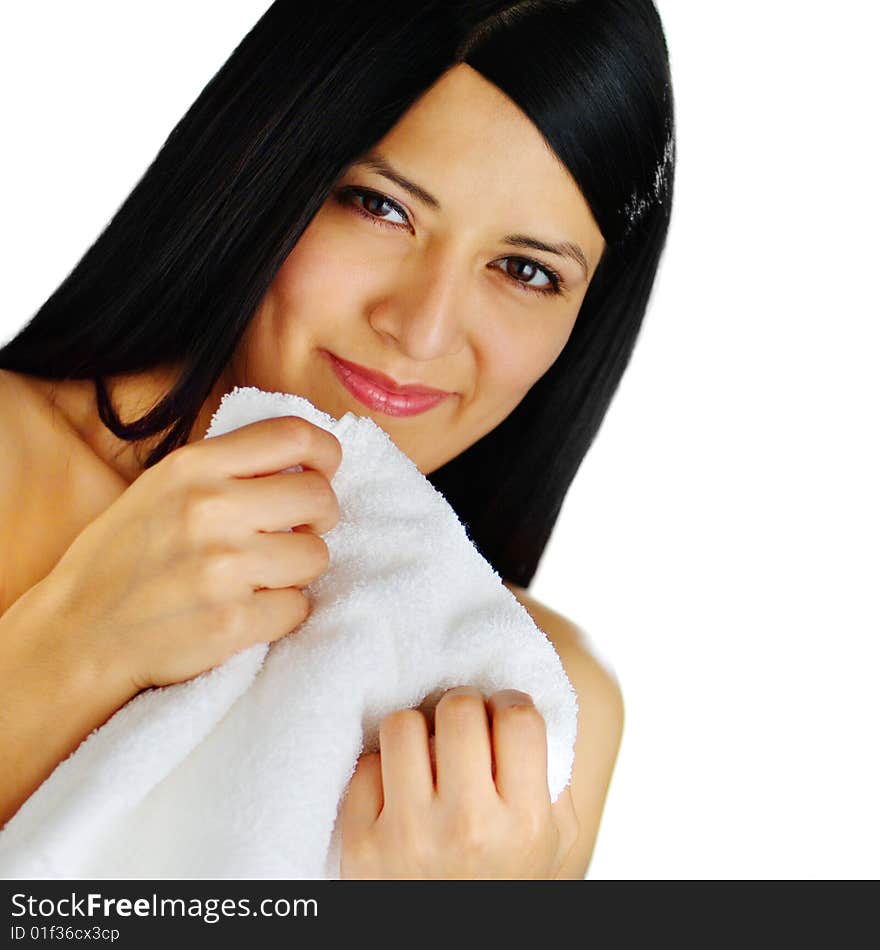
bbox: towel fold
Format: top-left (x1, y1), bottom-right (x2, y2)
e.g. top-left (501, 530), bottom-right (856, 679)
top-left (0, 386), bottom-right (578, 879)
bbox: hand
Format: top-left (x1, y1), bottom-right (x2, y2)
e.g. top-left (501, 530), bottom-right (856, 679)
top-left (41, 415), bottom-right (342, 694)
top-left (339, 686), bottom-right (580, 879)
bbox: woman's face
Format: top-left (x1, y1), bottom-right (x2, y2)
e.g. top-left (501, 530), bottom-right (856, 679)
top-left (227, 62), bottom-right (606, 475)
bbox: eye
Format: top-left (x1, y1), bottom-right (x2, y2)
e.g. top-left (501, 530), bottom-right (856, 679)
top-left (493, 257), bottom-right (563, 296)
top-left (336, 187), bottom-right (411, 229)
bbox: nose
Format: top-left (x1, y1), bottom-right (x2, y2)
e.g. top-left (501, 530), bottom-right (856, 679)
top-left (367, 240), bottom-right (469, 362)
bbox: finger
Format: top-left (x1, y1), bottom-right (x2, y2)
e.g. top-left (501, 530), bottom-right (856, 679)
top-left (551, 784), bottom-right (581, 867)
top-left (378, 710), bottom-right (435, 811)
top-left (245, 586), bottom-right (312, 645)
top-left (340, 752), bottom-right (384, 836)
top-left (434, 686), bottom-right (496, 803)
top-left (487, 690), bottom-right (550, 806)
top-left (194, 415), bottom-right (343, 482)
top-left (225, 469), bottom-right (341, 535)
top-left (247, 530), bottom-right (331, 590)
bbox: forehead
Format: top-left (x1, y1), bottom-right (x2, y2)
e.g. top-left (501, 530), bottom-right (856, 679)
top-left (366, 62), bottom-right (605, 258)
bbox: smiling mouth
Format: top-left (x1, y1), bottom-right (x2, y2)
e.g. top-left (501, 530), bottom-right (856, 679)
top-left (323, 351), bottom-right (454, 418)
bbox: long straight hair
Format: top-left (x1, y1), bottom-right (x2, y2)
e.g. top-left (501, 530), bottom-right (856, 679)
top-left (0, 0), bottom-right (676, 588)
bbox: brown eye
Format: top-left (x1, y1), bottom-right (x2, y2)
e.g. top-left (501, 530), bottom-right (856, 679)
top-left (506, 259), bottom-right (547, 286)
top-left (363, 194), bottom-right (394, 216)
top-left (338, 187), bottom-right (410, 228)
top-left (495, 257), bottom-right (562, 295)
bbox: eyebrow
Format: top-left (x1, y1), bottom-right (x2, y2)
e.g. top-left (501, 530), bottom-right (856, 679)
top-left (348, 150), bottom-right (591, 279)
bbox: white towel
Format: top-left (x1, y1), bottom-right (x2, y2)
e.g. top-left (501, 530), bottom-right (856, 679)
top-left (0, 386), bottom-right (578, 879)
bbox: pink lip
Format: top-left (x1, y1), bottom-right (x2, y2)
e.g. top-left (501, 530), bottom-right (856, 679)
top-left (323, 351), bottom-right (454, 417)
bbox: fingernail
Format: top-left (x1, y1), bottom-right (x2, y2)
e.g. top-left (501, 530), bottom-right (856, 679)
top-left (499, 690), bottom-right (533, 707)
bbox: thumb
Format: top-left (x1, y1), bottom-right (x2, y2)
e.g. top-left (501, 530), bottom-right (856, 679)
top-left (340, 751), bottom-right (384, 835)
top-left (550, 783), bottom-right (581, 868)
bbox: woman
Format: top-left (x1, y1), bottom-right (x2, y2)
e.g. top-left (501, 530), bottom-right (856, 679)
top-left (0, 0), bottom-right (675, 877)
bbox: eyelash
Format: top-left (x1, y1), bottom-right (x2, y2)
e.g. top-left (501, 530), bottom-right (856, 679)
top-left (335, 186), bottom-right (565, 297)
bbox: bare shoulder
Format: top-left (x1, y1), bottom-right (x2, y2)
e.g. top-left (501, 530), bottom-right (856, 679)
top-left (0, 369), bottom-right (70, 615)
top-left (503, 579), bottom-right (624, 878)
top-left (503, 579), bottom-right (624, 710)
top-left (0, 369), bottom-right (31, 487)
top-left (0, 371), bottom-right (29, 613)
top-left (0, 369), bottom-right (46, 447)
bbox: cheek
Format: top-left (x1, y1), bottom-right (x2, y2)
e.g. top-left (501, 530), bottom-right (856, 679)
top-left (269, 241), bottom-right (339, 330)
top-left (478, 323), bottom-right (571, 402)
top-left (267, 215), bottom-right (376, 329)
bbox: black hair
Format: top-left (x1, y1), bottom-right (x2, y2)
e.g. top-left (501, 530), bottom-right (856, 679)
top-left (0, 0), bottom-right (675, 589)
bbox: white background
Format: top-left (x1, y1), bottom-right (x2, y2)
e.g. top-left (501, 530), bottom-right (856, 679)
top-left (2, 3), bottom-right (877, 878)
